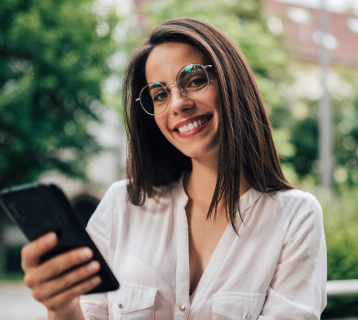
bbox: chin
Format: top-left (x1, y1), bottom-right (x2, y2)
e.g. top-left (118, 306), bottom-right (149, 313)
top-left (177, 144), bottom-right (220, 160)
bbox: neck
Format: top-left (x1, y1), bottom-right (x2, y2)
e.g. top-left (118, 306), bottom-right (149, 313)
top-left (185, 157), bottom-right (219, 202)
top-left (184, 156), bottom-right (250, 216)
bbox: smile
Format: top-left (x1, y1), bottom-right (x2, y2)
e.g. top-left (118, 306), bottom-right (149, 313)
top-left (173, 115), bottom-right (212, 132)
top-left (178, 117), bottom-right (209, 133)
top-left (173, 115), bottom-right (213, 137)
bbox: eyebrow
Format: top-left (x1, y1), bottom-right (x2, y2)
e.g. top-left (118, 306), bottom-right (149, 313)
top-left (149, 83), bottom-right (165, 90)
top-left (146, 65), bottom-right (204, 87)
top-left (179, 65), bottom-right (201, 80)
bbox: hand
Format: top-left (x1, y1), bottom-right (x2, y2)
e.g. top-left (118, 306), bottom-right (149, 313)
top-left (21, 232), bottom-right (102, 315)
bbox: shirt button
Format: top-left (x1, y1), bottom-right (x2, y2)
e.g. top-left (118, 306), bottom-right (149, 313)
top-left (245, 314), bottom-right (250, 319)
top-left (179, 305), bottom-right (186, 312)
top-left (118, 303), bottom-right (124, 309)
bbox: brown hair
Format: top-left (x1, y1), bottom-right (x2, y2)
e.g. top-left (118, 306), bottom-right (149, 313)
top-left (122, 18), bottom-right (293, 232)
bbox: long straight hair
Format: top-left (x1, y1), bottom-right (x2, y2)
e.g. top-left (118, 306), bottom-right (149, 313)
top-left (123, 18), bottom-right (293, 232)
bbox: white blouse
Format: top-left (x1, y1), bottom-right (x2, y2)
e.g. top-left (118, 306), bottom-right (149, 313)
top-left (80, 176), bottom-right (327, 320)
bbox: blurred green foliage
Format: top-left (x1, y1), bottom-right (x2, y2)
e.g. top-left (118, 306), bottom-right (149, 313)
top-left (137, 0), bottom-right (358, 190)
top-left (318, 186), bottom-right (358, 317)
top-left (284, 77), bottom-right (358, 189)
top-left (322, 187), bottom-right (358, 282)
top-left (0, 0), bottom-right (120, 188)
top-left (141, 0), bottom-right (288, 111)
top-left (134, 0), bottom-right (358, 316)
top-left (0, 0), bottom-right (358, 316)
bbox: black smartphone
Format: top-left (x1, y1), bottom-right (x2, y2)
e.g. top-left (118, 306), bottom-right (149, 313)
top-left (0, 183), bottom-right (119, 294)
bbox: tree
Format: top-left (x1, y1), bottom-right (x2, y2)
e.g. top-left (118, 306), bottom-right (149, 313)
top-left (132, 3), bottom-right (358, 315)
top-left (0, 0), bottom-right (120, 274)
top-left (132, 0), bottom-right (299, 176)
top-left (282, 67), bottom-right (358, 188)
top-left (139, 0), bottom-right (288, 110)
top-left (133, 0), bottom-right (358, 189)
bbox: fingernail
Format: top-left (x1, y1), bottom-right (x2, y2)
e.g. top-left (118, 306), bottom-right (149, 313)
top-left (87, 261), bottom-right (100, 272)
top-left (46, 232), bottom-right (56, 245)
top-left (91, 276), bottom-right (101, 285)
top-left (79, 248), bottom-right (92, 261)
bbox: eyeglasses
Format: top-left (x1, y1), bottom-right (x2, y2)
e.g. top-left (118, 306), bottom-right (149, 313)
top-left (136, 63), bottom-right (212, 116)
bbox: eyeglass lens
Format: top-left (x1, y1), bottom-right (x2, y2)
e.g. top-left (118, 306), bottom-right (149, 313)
top-left (140, 64), bottom-right (209, 115)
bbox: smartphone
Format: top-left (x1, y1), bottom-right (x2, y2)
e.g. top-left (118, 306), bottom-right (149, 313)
top-left (0, 183), bottom-right (119, 294)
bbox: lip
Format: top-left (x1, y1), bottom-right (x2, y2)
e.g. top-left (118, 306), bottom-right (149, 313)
top-left (173, 114), bottom-right (212, 131)
top-left (173, 115), bottom-right (213, 138)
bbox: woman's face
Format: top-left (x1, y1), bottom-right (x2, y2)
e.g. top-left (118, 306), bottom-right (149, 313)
top-left (145, 42), bottom-right (221, 161)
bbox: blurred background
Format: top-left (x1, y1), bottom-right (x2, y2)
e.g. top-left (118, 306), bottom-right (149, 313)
top-left (1, 0), bottom-right (358, 318)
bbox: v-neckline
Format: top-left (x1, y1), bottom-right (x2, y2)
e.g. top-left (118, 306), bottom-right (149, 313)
top-left (171, 174), bottom-right (262, 314)
top-left (188, 221), bottom-right (236, 305)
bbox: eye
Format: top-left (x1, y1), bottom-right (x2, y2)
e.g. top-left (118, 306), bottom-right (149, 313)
top-left (188, 77), bottom-right (206, 87)
top-left (154, 91), bottom-right (168, 102)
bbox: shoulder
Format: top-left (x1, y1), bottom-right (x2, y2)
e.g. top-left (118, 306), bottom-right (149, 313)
top-left (105, 179), bottom-right (128, 198)
top-left (273, 188), bottom-right (316, 203)
top-left (101, 179), bottom-right (174, 214)
top-left (88, 179), bottom-right (174, 228)
top-left (255, 188), bottom-right (323, 236)
top-left (90, 180), bottom-right (128, 215)
top-left (272, 189), bottom-right (323, 240)
top-left (260, 188), bottom-right (321, 214)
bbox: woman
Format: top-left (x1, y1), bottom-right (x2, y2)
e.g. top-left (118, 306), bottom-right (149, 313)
top-left (21, 18), bottom-right (327, 320)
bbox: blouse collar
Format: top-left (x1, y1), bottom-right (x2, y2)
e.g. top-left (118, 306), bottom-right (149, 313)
top-left (170, 172), bottom-right (262, 214)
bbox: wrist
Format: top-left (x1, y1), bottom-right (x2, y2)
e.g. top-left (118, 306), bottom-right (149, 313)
top-left (47, 303), bottom-right (84, 320)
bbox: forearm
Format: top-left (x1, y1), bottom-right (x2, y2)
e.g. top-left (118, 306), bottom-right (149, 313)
top-left (48, 304), bottom-right (85, 320)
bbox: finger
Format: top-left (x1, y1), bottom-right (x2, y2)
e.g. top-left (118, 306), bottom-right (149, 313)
top-left (25, 247), bottom-right (93, 288)
top-left (32, 261), bottom-right (100, 301)
top-left (42, 276), bottom-right (101, 312)
top-left (32, 247), bottom-right (93, 285)
top-left (21, 232), bottom-right (57, 269)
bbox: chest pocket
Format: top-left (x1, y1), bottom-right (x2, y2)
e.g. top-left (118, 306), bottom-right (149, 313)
top-left (212, 292), bottom-right (266, 320)
top-left (109, 282), bottom-right (157, 320)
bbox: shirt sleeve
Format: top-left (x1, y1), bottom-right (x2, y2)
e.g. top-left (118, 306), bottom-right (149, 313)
top-left (259, 195), bottom-right (327, 320)
top-left (79, 183), bottom-right (118, 320)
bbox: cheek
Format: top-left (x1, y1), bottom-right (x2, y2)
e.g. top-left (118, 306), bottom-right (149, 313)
top-left (154, 115), bottom-right (171, 139)
top-left (205, 85), bottom-right (221, 114)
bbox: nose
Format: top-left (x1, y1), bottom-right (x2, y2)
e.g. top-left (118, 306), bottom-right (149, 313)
top-left (168, 85), bottom-right (194, 115)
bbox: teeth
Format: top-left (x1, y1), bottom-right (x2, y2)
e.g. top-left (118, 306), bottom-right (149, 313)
top-left (178, 117), bottom-right (209, 133)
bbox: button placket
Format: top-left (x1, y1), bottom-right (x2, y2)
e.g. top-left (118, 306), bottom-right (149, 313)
top-left (174, 204), bottom-right (191, 319)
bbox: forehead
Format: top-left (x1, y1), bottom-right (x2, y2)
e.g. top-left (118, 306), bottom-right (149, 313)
top-left (145, 42), bottom-right (206, 83)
